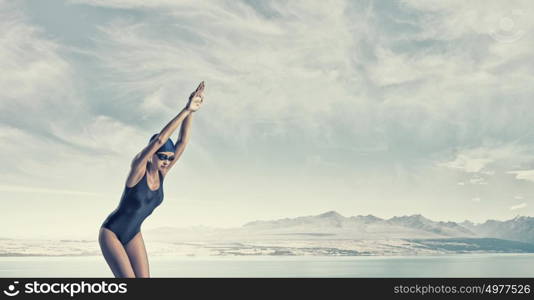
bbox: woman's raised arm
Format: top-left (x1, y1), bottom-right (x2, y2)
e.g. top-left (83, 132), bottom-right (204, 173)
top-left (164, 81), bottom-right (204, 171)
top-left (130, 81), bottom-right (205, 174)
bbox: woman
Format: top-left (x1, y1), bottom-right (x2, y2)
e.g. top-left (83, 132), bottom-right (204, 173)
top-left (98, 81), bottom-right (205, 278)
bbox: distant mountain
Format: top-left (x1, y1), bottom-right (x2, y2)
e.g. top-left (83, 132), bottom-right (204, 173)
top-left (243, 210), bottom-right (348, 229)
top-left (138, 211), bottom-right (534, 256)
top-left (349, 214), bottom-right (383, 224)
top-left (386, 214), bottom-right (476, 237)
top-left (237, 211), bottom-right (534, 243)
top-left (463, 216), bottom-right (534, 244)
top-left (241, 211), bottom-right (476, 238)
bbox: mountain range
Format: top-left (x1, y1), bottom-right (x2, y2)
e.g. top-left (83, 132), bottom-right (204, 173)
top-left (246, 211), bottom-right (534, 242)
top-left (137, 210), bottom-right (534, 256)
top-left (146, 210), bottom-right (534, 243)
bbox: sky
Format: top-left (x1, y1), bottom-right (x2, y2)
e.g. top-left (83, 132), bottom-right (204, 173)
top-left (1, 0), bottom-right (534, 239)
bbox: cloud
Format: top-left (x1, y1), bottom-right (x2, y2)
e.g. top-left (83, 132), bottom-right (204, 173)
top-left (51, 115), bottom-right (146, 155)
top-left (469, 177), bottom-right (487, 185)
top-left (63, 0), bottom-right (534, 168)
top-left (0, 1), bottom-right (151, 193)
top-left (0, 1), bottom-right (90, 156)
top-left (438, 143), bottom-right (534, 174)
top-left (0, 184), bottom-right (104, 197)
top-left (508, 170), bottom-right (534, 183)
top-left (438, 155), bottom-right (493, 173)
top-left (87, 0), bottom-right (357, 120)
top-left (510, 202), bottom-right (527, 210)
top-left (0, 1), bottom-right (78, 132)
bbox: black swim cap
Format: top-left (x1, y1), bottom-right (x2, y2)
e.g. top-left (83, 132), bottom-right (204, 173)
top-left (150, 134), bottom-right (176, 153)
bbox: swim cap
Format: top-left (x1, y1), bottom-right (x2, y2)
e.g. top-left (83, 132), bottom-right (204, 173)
top-left (150, 134), bottom-right (176, 153)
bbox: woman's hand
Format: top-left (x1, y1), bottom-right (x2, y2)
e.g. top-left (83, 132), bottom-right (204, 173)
top-left (185, 81), bottom-right (205, 112)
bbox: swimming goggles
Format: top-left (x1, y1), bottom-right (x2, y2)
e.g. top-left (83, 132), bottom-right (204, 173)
top-left (156, 153), bottom-right (175, 161)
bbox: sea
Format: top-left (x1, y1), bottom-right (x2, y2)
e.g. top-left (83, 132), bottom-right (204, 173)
top-left (1, 253), bottom-right (533, 277)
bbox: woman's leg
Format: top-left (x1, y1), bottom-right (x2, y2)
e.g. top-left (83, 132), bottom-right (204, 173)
top-left (98, 227), bottom-right (136, 278)
top-left (125, 232), bottom-right (150, 278)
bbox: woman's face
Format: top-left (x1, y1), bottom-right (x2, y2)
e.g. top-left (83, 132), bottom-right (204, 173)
top-left (153, 151), bottom-right (175, 170)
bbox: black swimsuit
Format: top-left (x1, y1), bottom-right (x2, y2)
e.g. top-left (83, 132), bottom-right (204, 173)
top-left (101, 169), bottom-right (164, 245)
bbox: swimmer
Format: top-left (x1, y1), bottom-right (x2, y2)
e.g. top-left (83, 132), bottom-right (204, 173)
top-left (98, 81), bottom-right (205, 278)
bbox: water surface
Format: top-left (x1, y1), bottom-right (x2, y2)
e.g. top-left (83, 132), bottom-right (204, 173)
top-left (1, 254), bottom-right (533, 277)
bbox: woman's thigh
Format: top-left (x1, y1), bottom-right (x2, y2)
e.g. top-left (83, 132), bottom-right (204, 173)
top-left (125, 232), bottom-right (150, 278)
top-left (98, 227), bottom-right (136, 278)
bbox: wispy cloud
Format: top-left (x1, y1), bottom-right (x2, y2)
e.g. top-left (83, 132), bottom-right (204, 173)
top-left (0, 185), bottom-right (104, 197)
top-left (438, 143), bottom-right (534, 175)
top-left (69, 0), bottom-right (534, 167)
top-left (510, 203), bottom-right (527, 210)
top-left (508, 170), bottom-right (534, 183)
top-left (438, 155), bottom-right (493, 173)
top-left (0, 1), bottom-right (75, 130)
